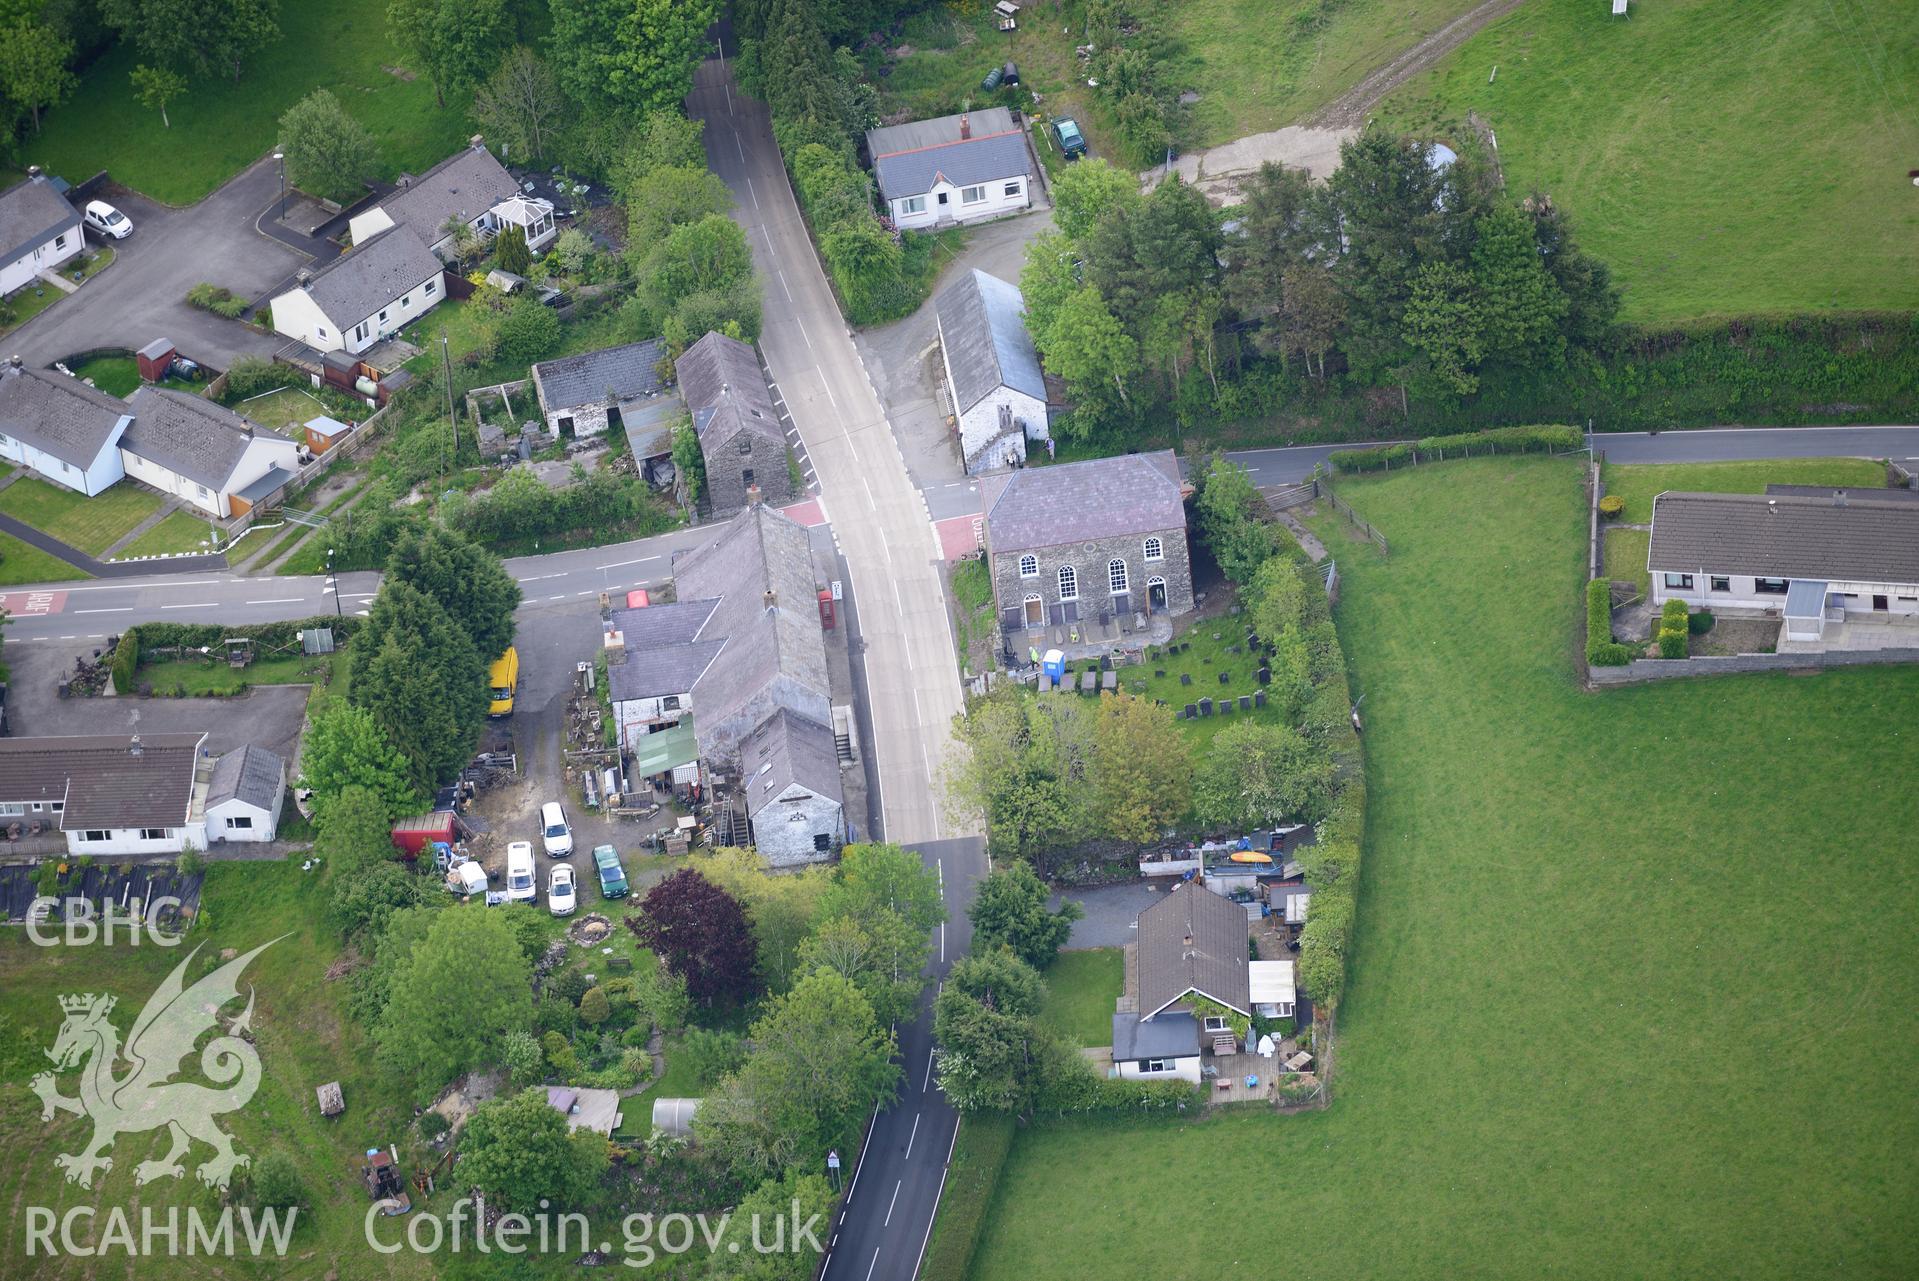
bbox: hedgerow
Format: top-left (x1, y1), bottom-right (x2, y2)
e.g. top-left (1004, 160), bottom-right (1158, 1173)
top-left (1587, 579), bottom-right (1634, 666)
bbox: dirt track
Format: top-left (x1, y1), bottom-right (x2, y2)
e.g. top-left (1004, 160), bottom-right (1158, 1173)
top-left (1311, 0), bottom-right (1531, 128)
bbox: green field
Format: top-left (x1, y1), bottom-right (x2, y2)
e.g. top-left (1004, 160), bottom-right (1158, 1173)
top-left (1382, 0), bottom-right (1919, 322)
top-left (0, 477), bottom-right (163, 556)
top-left (0, 527), bottom-right (85, 584)
top-left (1038, 949), bottom-right (1124, 1049)
top-left (1601, 456), bottom-right (1889, 523)
top-left (967, 456), bottom-right (1919, 1279)
top-left (11, 0), bottom-right (481, 204)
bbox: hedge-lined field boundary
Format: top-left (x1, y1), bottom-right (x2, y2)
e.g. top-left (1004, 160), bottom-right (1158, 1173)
top-left (1329, 425), bottom-right (1583, 473)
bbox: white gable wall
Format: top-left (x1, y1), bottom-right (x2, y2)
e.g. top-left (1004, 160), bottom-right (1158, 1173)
top-left (65, 821), bottom-right (208, 857)
top-left (889, 174), bottom-right (1030, 230)
top-left (1, 225), bottom-right (84, 295)
top-left (749, 783), bottom-right (844, 868)
top-left (1116, 1055), bottom-right (1201, 1084)
top-left (0, 417), bottom-right (127, 495)
top-left (956, 387), bottom-right (1048, 475)
top-left (206, 795), bottom-right (279, 843)
top-left (346, 206), bottom-right (396, 247)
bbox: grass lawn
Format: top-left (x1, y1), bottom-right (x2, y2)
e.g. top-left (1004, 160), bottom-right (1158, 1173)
top-left (67, 354), bottom-right (140, 398)
top-left (1103, 611), bottom-right (1277, 751)
top-left (11, 0), bottom-right (481, 204)
top-left (115, 509), bottom-right (219, 558)
top-left (951, 556), bottom-right (994, 665)
top-left (0, 279), bottom-right (65, 336)
top-left (0, 861), bottom-right (442, 1281)
top-left (0, 527), bottom-right (85, 584)
top-left (0, 476), bottom-right (163, 556)
top-left (135, 648), bottom-right (343, 696)
top-left (1601, 456), bottom-right (1889, 524)
top-left (229, 386), bottom-right (334, 434)
top-left (1381, 0), bottom-right (1919, 322)
top-left (57, 243), bottom-right (113, 284)
top-left (967, 456), bottom-right (1919, 1280)
top-left (1038, 949), bottom-right (1124, 1049)
top-left (1602, 525), bottom-right (1649, 598)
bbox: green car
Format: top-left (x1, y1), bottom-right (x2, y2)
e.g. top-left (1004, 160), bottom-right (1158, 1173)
top-left (593, 844), bottom-right (629, 899)
top-left (1052, 117), bottom-right (1087, 160)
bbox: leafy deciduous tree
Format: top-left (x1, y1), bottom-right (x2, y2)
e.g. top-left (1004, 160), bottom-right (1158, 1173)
top-left (101, 0), bottom-right (281, 82)
top-left (469, 46), bottom-right (565, 165)
top-left (129, 64), bottom-right (184, 129)
top-left (1192, 719), bottom-right (1338, 830)
top-left (277, 89), bottom-right (379, 204)
top-left (300, 701), bottom-right (426, 823)
top-left (376, 908), bottom-right (533, 1095)
top-left (967, 862), bottom-right (1081, 970)
top-left (1089, 693), bottom-right (1191, 843)
top-left (627, 868), bottom-right (759, 1005)
top-left (459, 1086), bottom-right (609, 1214)
top-left (386, 0), bottom-right (512, 108)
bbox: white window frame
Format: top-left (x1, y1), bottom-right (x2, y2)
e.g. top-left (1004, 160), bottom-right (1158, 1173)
top-left (1003, 181), bottom-right (1022, 198)
top-left (1108, 558), bottom-right (1128, 596)
top-left (140, 828), bottom-right (168, 841)
top-left (1144, 537), bottom-right (1163, 562)
top-left (1057, 565), bottom-right (1078, 601)
top-left (229, 814), bottom-right (253, 830)
top-left (424, 278), bottom-right (437, 296)
top-left (960, 184), bottom-right (986, 205)
top-left (1203, 1016), bottom-right (1228, 1032)
top-left (1143, 1058), bottom-right (1169, 1073)
top-left (900, 195), bottom-right (927, 215)
top-left (1018, 554), bottom-right (1038, 578)
top-left (1663, 573), bottom-right (1693, 590)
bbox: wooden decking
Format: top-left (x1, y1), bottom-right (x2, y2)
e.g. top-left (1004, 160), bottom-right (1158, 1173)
top-left (1205, 1051), bottom-right (1278, 1104)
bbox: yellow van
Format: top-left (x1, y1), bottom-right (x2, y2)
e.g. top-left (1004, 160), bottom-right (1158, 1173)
top-left (487, 647), bottom-right (519, 716)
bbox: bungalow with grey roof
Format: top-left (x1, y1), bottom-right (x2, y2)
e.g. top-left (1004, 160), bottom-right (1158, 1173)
top-left (269, 226), bottom-right (446, 356)
top-left (0, 356), bottom-right (132, 495)
top-left (349, 139), bottom-right (553, 257)
top-left (1648, 489), bottom-right (1919, 649)
top-left (934, 269), bottom-right (1050, 474)
top-left (120, 387), bottom-right (301, 519)
top-left (981, 449), bottom-right (1194, 638)
top-left (866, 109), bottom-right (1035, 230)
top-left (0, 168), bottom-right (82, 297)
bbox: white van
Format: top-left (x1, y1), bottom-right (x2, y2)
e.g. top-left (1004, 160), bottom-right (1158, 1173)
top-left (540, 801), bottom-right (573, 857)
top-left (505, 841), bottom-right (537, 904)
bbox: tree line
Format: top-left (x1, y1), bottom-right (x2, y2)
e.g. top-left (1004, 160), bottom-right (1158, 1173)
top-left (1025, 133), bottom-right (1620, 444)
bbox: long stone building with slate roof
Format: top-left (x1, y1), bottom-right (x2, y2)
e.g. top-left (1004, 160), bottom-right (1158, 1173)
top-left (602, 504), bottom-right (842, 865)
top-left (981, 449), bottom-right (1194, 639)
top-left (934, 269), bottom-right (1050, 474)
top-left (676, 331), bottom-right (793, 515)
top-left (866, 108), bottom-right (1035, 230)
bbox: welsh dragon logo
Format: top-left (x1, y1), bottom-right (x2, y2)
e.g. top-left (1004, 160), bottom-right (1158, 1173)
top-left (29, 939), bottom-right (281, 1190)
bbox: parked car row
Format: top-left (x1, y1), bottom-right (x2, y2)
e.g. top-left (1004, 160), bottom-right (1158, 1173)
top-left (496, 798), bottom-right (628, 917)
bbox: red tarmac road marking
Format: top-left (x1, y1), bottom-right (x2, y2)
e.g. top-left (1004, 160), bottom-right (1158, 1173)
top-left (0, 589), bottom-right (67, 616)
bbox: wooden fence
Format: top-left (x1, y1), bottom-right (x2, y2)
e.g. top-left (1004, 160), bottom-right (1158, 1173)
top-left (1261, 478), bottom-right (1320, 513)
top-left (1321, 485), bottom-right (1390, 556)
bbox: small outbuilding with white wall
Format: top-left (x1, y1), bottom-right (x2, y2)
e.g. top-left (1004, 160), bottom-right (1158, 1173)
top-left (934, 268), bottom-right (1049, 474)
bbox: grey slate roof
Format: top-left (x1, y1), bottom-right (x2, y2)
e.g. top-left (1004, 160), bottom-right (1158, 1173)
top-left (295, 226), bottom-right (442, 329)
top-left (866, 108), bottom-right (1032, 203)
top-left (206, 743), bottom-right (283, 812)
top-left (1764, 483), bottom-right (1919, 505)
top-left (606, 600), bottom-right (726, 701)
top-left (532, 339), bottom-right (669, 414)
top-left (0, 174), bottom-right (81, 265)
top-left (381, 144), bottom-right (520, 243)
top-left (235, 465), bottom-right (295, 504)
top-left (675, 331), bottom-right (784, 455)
top-left (981, 450), bottom-right (1187, 553)
top-left (1137, 881), bottom-right (1252, 1018)
top-left (1647, 491), bottom-right (1919, 583)
top-left (1112, 1010), bottom-right (1201, 1062)
top-left (0, 361), bottom-right (129, 469)
top-left (935, 269), bottom-right (1045, 414)
top-left (739, 708), bottom-right (842, 820)
top-left (123, 387), bottom-right (290, 491)
top-left (0, 732), bottom-right (205, 829)
top-left (673, 505), bottom-right (830, 757)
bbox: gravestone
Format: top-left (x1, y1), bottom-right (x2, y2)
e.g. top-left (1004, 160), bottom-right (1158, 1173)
top-left (1227, 645), bottom-right (1240, 655)
top-left (1198, 698), bottom-right (1213, 716)
top-left (1154, 669), bottom-right (1166, 678)
top-left (1254, 689), bottom-right (1267, 709)
top-left (1218, 699), bottom-right (1233, 715)
top-left (1175, 707), bottom-right (1187, 719)
top-left (1219, 671), bottom-right (1231, 684)
top-left (1080, 671), bottom-right (1097, 694)
top-left (1180, 673), bottom-right (1192, 686)
top-left (1101, 670), bottom-right (1117, 691)
top-left (1239, 695), bottom-right (1253, 712)
top-left (1257, 665), bottom-right (1270, 685)
top-left (1183, 703), bottom-right (1198, 719)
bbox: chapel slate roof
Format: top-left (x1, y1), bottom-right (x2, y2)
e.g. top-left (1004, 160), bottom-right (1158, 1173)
top-left (672, 505), bottom-right (830, 757)
top-left (0, 361), bottom-right (129, 469)
top-left (981, 450), bottom-right (1187, 552)
top-left (380, 144), bottom-right (521, 243)
top-left (0, 174), bottom-right (81, 265)
top-left (739, 708), bottom-right (842, 821)
top-left (296, 226), bottom-right (442, 329)
top-left (1137, 881), bottom-right (1252, 1018)
top-left (1647, 491), bottom-right (1919, 583)
top-left (675, 331), bottom-right (784, 455)
top-left (0, 733), bottom-right (206, 830)
top-left (935, 269), bottom-right (1045, 414)
top-left (206, 744), bottom-right (283, 812)
top-left (123, 387), bottom-right (289, 490)
top-left (866, 108), bottom-right (1033, 203)
top-left (532, 339), bottom-right (669, 414)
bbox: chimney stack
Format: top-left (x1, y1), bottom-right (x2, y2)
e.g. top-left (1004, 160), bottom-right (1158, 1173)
top-left (470, 134), bottom-right (485, 149)
top-left (959, 113), bottom-right (971, 140)
top-left (1834, 489), bottom-right (1847, 508)
top-left (296, 269), bottom-right (312, 286)
top-left (763, 587), bottom-right (777, 610)
top-left (27, 165), bottom-right (42, 179)
top-left (7, 354), bottom-right (21, 369)
top-left (129, 735), bottom-right (142, 757)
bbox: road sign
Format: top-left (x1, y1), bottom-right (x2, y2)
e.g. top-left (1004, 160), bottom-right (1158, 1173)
top-left (826, 1150), bottom-right (840, 1170)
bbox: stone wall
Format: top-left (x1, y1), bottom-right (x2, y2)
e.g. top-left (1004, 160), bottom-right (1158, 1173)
top-left (705, 433), bottom-right (795, 515)
top-left (990, 527), bottom-right (1194, 630)
top-left (1589, 647), bottom-right (1919, 685)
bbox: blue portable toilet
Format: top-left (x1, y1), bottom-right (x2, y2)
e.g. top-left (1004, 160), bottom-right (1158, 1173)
top-left (1041, 649), bottom-right (1066, 685)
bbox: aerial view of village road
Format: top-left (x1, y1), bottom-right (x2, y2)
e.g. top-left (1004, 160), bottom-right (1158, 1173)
top-left (0, 1), bottom-right (1912, 1278)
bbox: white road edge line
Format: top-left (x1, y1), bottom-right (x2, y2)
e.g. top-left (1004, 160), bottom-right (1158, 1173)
top-left (903, 1112), bottom-right (920, 1160)
top-left (882, 1179), bottom-right (901, 1227)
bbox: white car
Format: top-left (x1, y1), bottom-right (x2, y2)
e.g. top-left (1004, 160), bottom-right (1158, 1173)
top-left (548, 863), bottom-right (577, 917)
top-left (540, 801), bottom-right (573, 857)
top-left (505, 841), bottom-right (537, 904)
top-left (83, 201), bottom-right (133, 239)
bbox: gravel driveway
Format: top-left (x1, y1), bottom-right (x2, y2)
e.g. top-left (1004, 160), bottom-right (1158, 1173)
top-left (1052, 881), bottom-right (1165, 949)
top-left (10, 155), bottom-right (302, 371)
